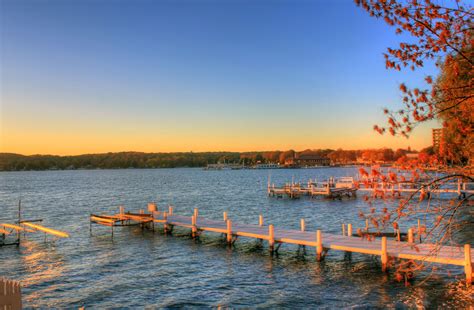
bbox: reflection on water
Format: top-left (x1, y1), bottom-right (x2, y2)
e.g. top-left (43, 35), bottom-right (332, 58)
top-left (0, 168), bottom-right (472, 307)
top-left (18, 240), bottom-right (66, 305)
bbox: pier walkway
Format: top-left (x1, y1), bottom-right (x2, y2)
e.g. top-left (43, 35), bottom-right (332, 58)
top-left (90, 205), bottom-right (473, 285)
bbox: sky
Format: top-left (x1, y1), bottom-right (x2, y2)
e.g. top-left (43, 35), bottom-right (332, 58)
top-left (0, 0), bottom-right (440, 155)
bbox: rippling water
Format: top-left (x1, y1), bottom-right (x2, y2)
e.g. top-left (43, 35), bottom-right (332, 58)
top-left (0, 168), bottom-right (472, 308)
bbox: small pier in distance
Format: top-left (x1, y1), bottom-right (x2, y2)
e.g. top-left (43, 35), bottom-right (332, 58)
top-left (90, 204), bottom-right (473, 285)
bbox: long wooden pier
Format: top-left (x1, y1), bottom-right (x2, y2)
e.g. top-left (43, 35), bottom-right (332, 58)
top-left (90, 204), bottom-right (473, 285)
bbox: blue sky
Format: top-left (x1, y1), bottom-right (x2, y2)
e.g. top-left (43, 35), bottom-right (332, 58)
top-left (1, 0), bottom-right (438, 154)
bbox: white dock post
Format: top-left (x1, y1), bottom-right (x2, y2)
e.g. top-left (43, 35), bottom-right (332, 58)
top-left (168, 205), bottom-right (173, 216)
top-left (300, 219), bottom-right (305, 232)
top-left (119, 206), bottom-right (124, 215)
top-left (147, 203), bottom-right (157, 213)
top-left (408, 228), bottom-right (414, 243)
top-left (194, 208), bottom-right (199, 219)
top-left (465, 244), bottom-right (472, 286)
top-left (381, 236), bottom-right (388, 272)
top-left (259, 215), bottom-right (263, 226)
top-left (268, 224), bottom-right (275, 252)
top-left (342, 224), bottom-right (346, 236)
top-left (226, 220), bottom-right (232, 244)
top-left (223, 212), bottom-right (228, 221)
top-left (316, 230), bottom-right (323, 261)
top-left (347, 224), bottom-right (352, 237)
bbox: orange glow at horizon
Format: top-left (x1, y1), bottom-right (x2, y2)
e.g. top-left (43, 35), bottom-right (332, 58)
top-left (1, 121), bottom-right (434, 156)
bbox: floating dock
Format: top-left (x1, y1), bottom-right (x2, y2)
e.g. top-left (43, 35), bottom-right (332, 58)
top-left (90, 204), bottom-right (473, 285)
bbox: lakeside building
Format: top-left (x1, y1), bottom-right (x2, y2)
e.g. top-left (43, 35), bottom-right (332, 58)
top-left (293, 153), bottom-right (330, 167)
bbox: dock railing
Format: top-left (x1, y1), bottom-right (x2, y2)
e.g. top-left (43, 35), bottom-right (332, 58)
top-left (0, 278), bottom-right (22, 310)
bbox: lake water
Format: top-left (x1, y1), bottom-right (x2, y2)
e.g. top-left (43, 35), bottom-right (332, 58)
top-left (0, 168), bottom-right (472, 308)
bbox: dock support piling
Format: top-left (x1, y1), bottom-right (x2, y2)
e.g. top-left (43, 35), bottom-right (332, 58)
top-left (465, 244), bottom-right (472, 286)
top-left (316, 230), bottom-right (323, 261)
top-left (163, 212), bottom-right (169, 233)
top-left (408, 228), bottom-right (414, 243)
top-left (194, 208), bottom-right (199, 219)
top-left (268, 224), bottom-right (275, 253)
top-left (381, 236), bottom-right (388, 272)
top-left (365, 219), bottom-right (369, 231)
top-left (259, 215), bottom-right (263, 227)
top-left (191, 214), bottom-right (197, 238)
top-left (223, 212), bottom-right (227, 221)
top-left (347, 224), bottom-right (352, 237)
top-left (300, 219), bottom-right (305, 232)
top-left (417, 219), bottom-right (422, 243)
top-left (168, 205), bottom-right (173, 216)
top-left (226, 220), bottom-right (232, 244)
top-left (342, 224), bottom-right (346, 236)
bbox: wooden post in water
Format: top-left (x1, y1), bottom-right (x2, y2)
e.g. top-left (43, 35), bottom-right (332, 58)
top-left (408, 228), bottom-right (414, 243)
top-left (347, 224), bottom-right (352, 237)
top-left (381, 236), bottom-right (388, 272)
top-left (259, 215), bottom-right (263, 226)
top-left (300, 219), bottom-right (305, 232)
top-left (191, 214), bottom-right (197, 238)
top-left (342, 224), bottom-right (346, 236)
top-left (194, 208), bottom-right (199, 219)
top-left (17, 200), bottom-right (21, 245)
top-left (465, 244), bottom-right (472, 286)
top-left (365, 219), bottom-right (369, 231)
top-left (226, 220), bottom-right (232, 244)
top-left (168, 205), bottom-right (173, 216)
top-left (163, 212), bottom-right (169, 233)
top-left (223, 212), bottom-right (227, 221)
top-left (119, 206), bottom-right (124, 215)
top-left (268, 224), bottom-right (275, 253)
top-left (316, 230), bottom-right (323, 261)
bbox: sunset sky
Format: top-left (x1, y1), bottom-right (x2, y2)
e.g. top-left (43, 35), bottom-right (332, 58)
top-left (1, 0), bottom-right (439, 155)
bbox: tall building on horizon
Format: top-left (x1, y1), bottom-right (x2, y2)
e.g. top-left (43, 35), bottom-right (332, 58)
top-left (432, 128), bottom-right (444, 149)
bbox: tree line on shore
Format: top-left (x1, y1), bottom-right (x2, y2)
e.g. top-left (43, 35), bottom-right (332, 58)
top-left (0, 147), bottom-right (432, 171)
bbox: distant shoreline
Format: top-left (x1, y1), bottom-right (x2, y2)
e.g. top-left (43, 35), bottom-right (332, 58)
top-left (0, 149), bottom-right (416, 172)
top-left (0, 165), bottom-right (367, 173)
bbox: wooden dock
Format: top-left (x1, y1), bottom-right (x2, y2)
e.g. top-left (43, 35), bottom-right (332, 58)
top-left (268, 177), bottom-right (474, 200)
top-left (90, 204), bottom-right (473, 285)
top-left (267, 181), bottom-right (357, 199)
top-left (1, 202), bottom-right (69, 247)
